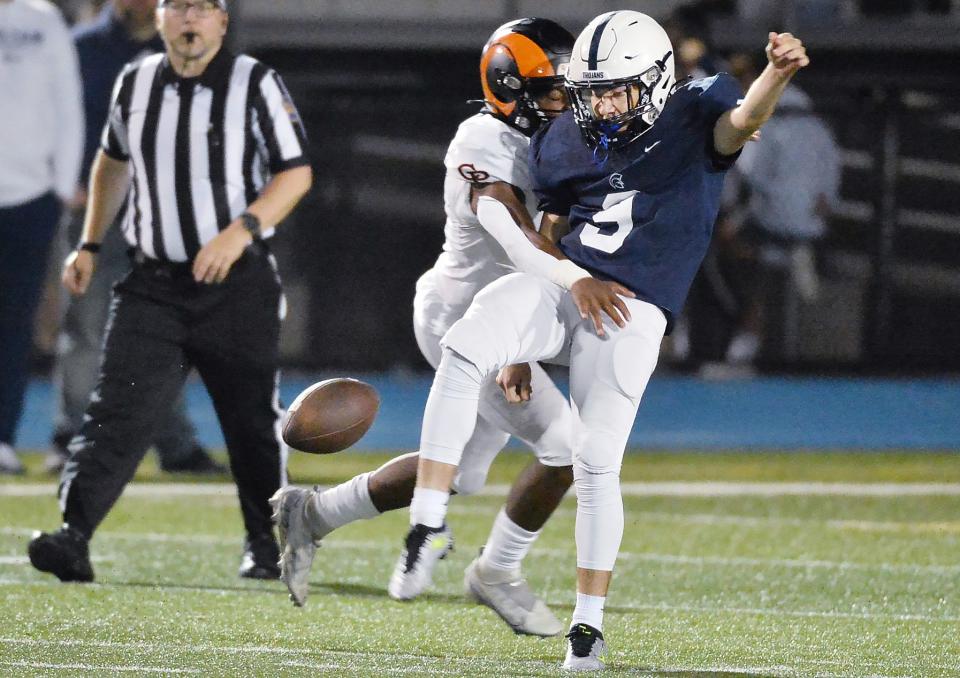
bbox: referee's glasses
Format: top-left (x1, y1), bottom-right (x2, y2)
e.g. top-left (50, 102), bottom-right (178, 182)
top-left (161, 0), bottom-right (221, 17)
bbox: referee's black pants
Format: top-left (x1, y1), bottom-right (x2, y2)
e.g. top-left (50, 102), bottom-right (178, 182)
top-left (59, 246), bottom-right (286, 542)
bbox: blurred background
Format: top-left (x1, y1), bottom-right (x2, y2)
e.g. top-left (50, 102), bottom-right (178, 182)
top-left (16, 0), bottom-right (960, 453)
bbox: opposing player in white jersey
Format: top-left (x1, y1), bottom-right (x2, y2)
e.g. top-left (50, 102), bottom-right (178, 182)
top-left (271, 18), bottom-right (578, 637)
top-left (391, 11), bottom-right (810, 671)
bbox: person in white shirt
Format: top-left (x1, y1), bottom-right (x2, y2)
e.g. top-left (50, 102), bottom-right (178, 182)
top-left (723, 54), bottom-right (840, 365)
top-left (0, 0), bottom-right (83, 474)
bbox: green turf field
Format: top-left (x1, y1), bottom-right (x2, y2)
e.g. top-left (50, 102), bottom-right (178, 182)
top-left (1, 451), bottom-right (958, 676)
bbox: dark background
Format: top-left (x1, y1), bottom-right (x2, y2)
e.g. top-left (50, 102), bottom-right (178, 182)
top-left (253, 48), bottom-right (960, 373)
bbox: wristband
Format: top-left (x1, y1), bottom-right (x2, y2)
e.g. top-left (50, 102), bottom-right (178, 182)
top-left (548, 259), bottom-right (591, 289)
top-left (240, 212), bottom-right (262, 242)
top-left (78, 242), bottom-right (101, 254)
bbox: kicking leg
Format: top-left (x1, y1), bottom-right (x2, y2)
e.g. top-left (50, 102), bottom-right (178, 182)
top-left (391, 273), bottom-right (571, 601)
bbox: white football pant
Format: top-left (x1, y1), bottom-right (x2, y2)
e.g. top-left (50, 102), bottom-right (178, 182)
top-left (413, 271), bottom-right (573, 496)
top-left (424, 272), bottom-right (665, 571)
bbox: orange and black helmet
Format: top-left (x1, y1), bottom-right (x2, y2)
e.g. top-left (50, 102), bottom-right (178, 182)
top-left (480, 18), bottom-right (575, 136)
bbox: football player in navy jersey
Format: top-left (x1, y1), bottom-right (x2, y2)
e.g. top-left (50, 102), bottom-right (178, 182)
top-left (394, 10), bottom-right (808, 670)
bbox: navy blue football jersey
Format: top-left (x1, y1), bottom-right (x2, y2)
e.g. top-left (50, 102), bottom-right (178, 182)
top-left (530, 73), bottom-right (743, 330)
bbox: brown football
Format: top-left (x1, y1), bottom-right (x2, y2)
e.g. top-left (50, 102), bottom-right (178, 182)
top-left (282, 378), bottom-right (380, 454)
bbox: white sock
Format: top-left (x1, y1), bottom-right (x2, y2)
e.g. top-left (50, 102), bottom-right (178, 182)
top-left (409, 487), bottom-right (449, 529)
top-left (308, 472), bottom-right (378, 537)
top-left (478, 509), bottom-right (539, 579)
top-left (571, 592), bottom-right (605, 631)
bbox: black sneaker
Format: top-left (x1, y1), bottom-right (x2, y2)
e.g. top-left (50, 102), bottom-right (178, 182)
top-left (238, 533), bottom-right (280, 579)
top-left (159, 446), bottom-right (228, 475)
top-left (563, 623), bottom-right (606, 671)
top-left (28, 526), bottom-right (94, 583)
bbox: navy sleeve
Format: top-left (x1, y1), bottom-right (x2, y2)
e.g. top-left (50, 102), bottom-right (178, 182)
top-left (698, 72), bottom-right (743, 127)
top-left (697, 72), bottom-right (744, 170)
top-left (529, 126), bottom-right (574, 216)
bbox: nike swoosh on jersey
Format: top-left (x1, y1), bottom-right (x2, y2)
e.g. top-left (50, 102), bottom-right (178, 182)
top-left (644, 140), bottom-right (661, 153)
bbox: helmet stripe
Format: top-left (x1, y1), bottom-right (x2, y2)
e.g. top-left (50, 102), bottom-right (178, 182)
top-left (498, 32), bottom-right (555, 78)
top-left (587, 12), bottom-right (617, 70)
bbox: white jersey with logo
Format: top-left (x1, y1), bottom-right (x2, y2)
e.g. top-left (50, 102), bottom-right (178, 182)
top-left (425, 112), bottom-right (539, 334)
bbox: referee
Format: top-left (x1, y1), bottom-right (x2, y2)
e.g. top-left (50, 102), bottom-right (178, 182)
top-left (28, 0), bottom-right (312, 582)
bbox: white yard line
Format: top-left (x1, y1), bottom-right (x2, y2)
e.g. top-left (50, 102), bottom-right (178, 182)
top-left (448, 504), bottom-right (960, 534)
top-left (4, 481), bottom-right (960, 497)
top-left (0, 660), bottom-right (200, 674)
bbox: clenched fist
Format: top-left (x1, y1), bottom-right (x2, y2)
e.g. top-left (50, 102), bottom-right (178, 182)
top-left (765, 32), bottom-right (809, 79)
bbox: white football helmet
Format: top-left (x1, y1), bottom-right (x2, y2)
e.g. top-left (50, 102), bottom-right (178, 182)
top-left (566, 11), bottom-right (675, 149)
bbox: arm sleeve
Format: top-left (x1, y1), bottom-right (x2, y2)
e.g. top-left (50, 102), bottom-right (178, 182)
top-left (100, 69), bottom-right (131, 161)
top-left (253, 70), bottom-right (310, 174)
top-left (50, 14), bottom-right (84, 200)
top-left (476, 197), bottom-right (566, 280)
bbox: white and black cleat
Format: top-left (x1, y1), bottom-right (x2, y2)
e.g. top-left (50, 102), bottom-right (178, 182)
top-left (387, 523), bottom-right (453, 601)
top-left (563, 623), bottom-right (606, 672)
top-left (269, 486), bottom-right (329, 606)
top-left (464, 555), bottom-right (563, 637)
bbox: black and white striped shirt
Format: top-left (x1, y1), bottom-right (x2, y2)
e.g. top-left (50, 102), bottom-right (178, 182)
top-left (100, 48), bottom-right (309, 262)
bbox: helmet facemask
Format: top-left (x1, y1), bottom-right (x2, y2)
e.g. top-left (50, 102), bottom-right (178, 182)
top-left (567, 58), bottom-right (669, 150)
top-left (523, 75), bottom-right (569, 127)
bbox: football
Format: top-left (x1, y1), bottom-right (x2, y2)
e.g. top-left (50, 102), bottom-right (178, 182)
top-left (282, 378), bottom-right (380, 454)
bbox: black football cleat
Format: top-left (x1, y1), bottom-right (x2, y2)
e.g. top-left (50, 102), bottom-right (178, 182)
top-left (239, 533), bottom-right (281, 580)
top-left (28, 526), bottom-right (94, 583)
top-left (563, 623), bottom-right (607, 671)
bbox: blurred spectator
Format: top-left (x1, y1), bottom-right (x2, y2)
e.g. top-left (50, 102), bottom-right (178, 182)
top-left (0, 0), bottom-right (83, 474)
top-left (51, 0), bottom-right (96, 25)
top-left (723, 53), bottom-right (841, 366)
top-left (664, 2), bottom-right (732, 80)
top-left (45, 0), bottom-right (224, 475)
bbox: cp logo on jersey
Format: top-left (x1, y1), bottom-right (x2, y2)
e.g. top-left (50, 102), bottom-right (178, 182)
top-left (609, 173), bottom-right (625, 190)
top-left (458, 164), bottom-right (491, 183)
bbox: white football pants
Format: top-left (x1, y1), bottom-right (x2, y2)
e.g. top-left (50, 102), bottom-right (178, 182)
top-left (413, 270), bottom-right (573, 496)
top-left (425, 272), bottom-right (665, 571)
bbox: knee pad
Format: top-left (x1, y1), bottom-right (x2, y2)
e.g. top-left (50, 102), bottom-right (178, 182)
top-left (451, 467), bottom-right (488, 496)
top-left (531, 405), bottom-right (574, 467)
top-left (441, 315), bottom-right (505, 378)
top-left (595, 334), bottom-right (656, 401)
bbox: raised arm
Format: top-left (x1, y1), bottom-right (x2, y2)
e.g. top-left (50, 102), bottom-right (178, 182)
top-left (714, 32), bottom-right (810, 157)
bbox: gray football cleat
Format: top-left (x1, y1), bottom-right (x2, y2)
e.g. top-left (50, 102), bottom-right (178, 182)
top-left (269, 486), bottom-right (329, 606)
top-left (464, 556), bottom-right (563, 637)
top-left (387, 523), bottom-right (453, 601)
top-left (562, 623), bottom-right (607, 672)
